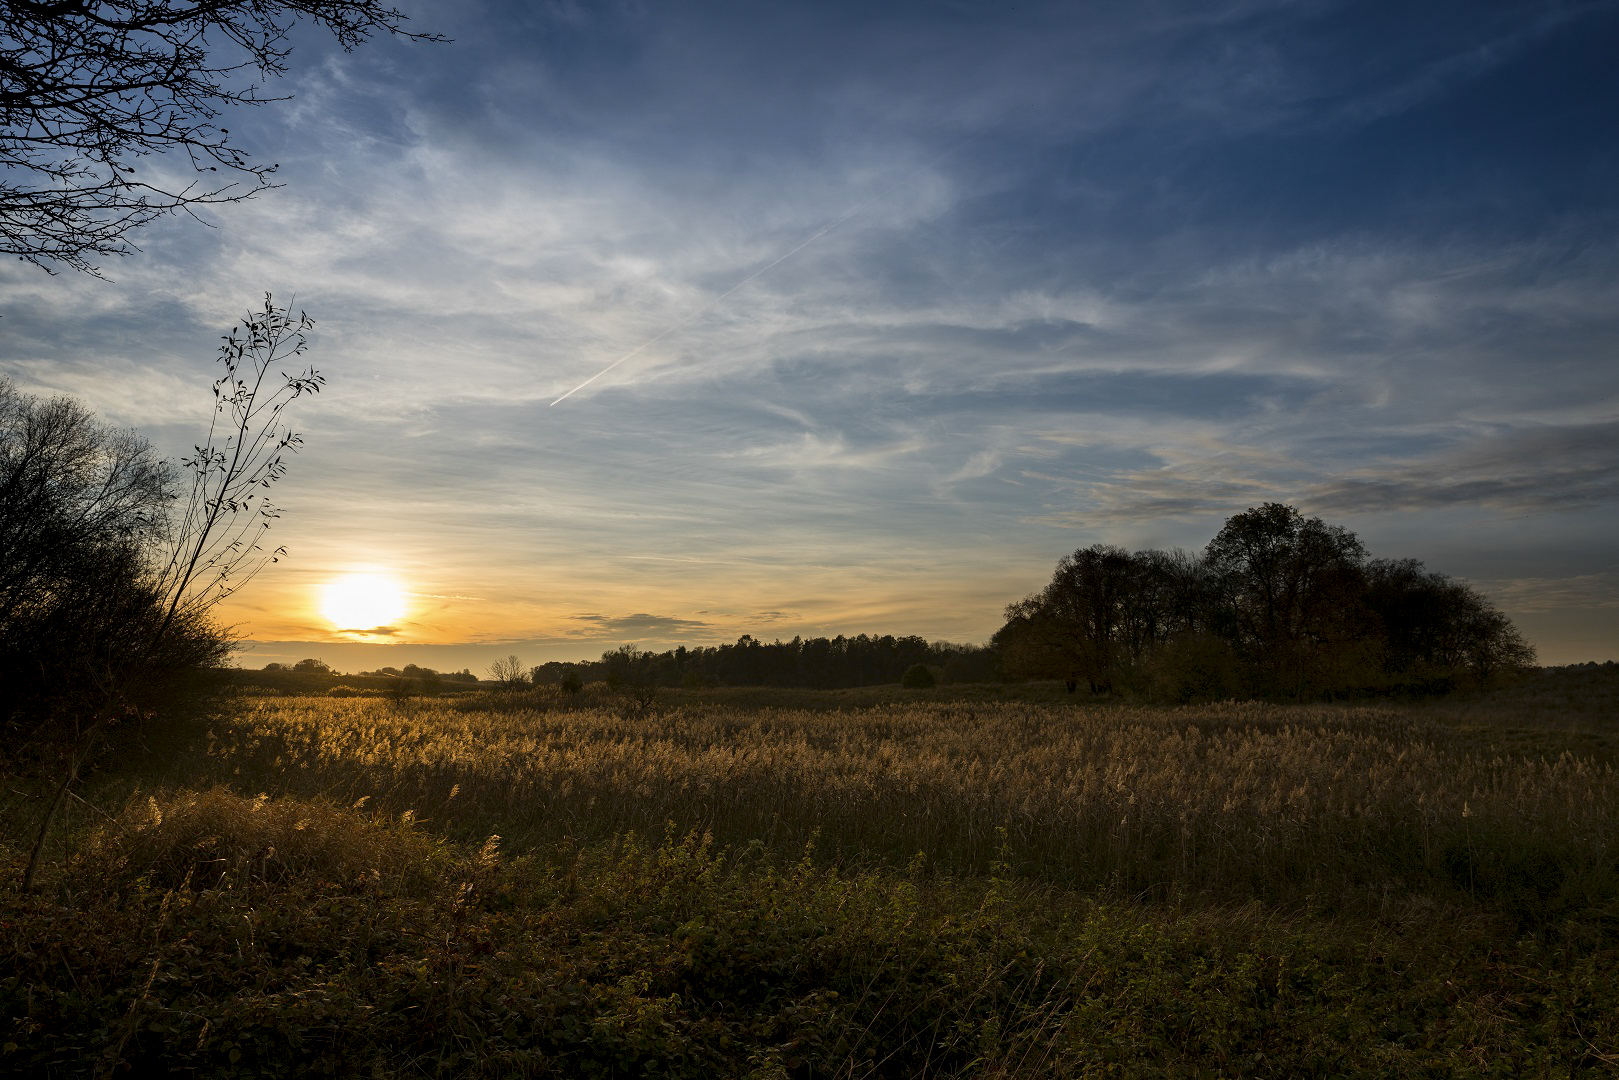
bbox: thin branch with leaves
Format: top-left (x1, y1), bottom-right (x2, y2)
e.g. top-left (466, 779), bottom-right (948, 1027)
top-left (154, 293), bottom-right (321, 632)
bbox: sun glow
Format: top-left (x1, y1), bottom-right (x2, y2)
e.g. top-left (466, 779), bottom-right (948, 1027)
top-left (321, 573), bottom-right (408, 632)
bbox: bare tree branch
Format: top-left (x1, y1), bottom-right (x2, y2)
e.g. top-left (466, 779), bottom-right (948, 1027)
top-left (0, 1), bottom-right (444, 274)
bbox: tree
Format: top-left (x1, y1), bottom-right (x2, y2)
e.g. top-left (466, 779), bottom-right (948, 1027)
top-left (996, 505), bottom-right (1536, 702)
top-left (992, 545), bottom-right (1181, 693)
top-left (154, 296), bottom-right (322, 625)
top-left (485, 654), bottom-right (526, 688)
top-left (0, 376), bottom-right (169, 631)
top-left (1202, 503), bottom-right (1370, 696)
top-left (0, 376), bottom-right (231, 749)
top-left (0, 1), bottom-right (443, 274)
top-left (1363, 558), bottom-right (1535, 682)
top-left (292, 657), bottom-right (330, 674)
top-left (2, 296), bottom-right (323, 891)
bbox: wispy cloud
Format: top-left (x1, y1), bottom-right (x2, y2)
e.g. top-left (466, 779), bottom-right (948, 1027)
top-left (566, 613), bottom-right (715, 639)
top-left (3, 0), bottom-right (1617, 665)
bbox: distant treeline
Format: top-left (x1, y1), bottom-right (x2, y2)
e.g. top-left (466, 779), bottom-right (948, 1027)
top-left (261, 659), bottom-right (479, 684)
top-left (534, 636), bottom-right (998, 691)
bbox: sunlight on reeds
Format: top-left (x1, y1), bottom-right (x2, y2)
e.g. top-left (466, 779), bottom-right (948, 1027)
top-left (173, 697), bottom-right (1619, 911)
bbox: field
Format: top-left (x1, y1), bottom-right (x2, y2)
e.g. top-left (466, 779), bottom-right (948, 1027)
top-left (4, 668), bottom-right (1618, 1077)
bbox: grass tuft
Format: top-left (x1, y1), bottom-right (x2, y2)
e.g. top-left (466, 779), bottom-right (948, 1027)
top-left (73, 786), bottom-right (445, 894)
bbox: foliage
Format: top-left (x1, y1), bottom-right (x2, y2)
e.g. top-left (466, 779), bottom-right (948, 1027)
top-left (533, 634), bottom-right (997, 691)
top-left (4, 781), bottom-right (1617, 1078)
top-left (2, 297), bottom-right (321, 893)
top-left (997, 503), bottom-right (1535, 701)
top-left (0, 0), bottom-right (442, 274)
top-left (0, 378), bottom-right (230, 756)
top-left (900, 662), bottom-right (936, 688)
top-left (993, 546), bottom-right (1202, 694)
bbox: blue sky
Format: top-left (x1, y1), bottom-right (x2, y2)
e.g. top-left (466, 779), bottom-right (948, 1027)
top-left (3, 0), bottom-right (1617, 671)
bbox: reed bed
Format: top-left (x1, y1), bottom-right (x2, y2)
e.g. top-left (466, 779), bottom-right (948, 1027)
top-left (168, 696), bottom-right (1618, 914)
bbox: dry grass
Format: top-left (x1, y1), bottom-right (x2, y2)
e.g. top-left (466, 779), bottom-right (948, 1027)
top-left (150, 695), bottom-right (1619, 915)
top-left (73, 786), bottom-right (446, 893)
top-left (6, 678), bottom-right (1618, 1077)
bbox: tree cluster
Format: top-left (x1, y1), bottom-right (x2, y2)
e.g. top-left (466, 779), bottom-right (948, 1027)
top-left (355, 663), bottom-right (476, 683)
top-left (0, 377), bottom-right (230, 754)
top-left (994, 503), bottom-right (1535, 701)
top-left (533, 635), bottom-right (997, 692)
top-left (0, 297), bottom-right (320, 763)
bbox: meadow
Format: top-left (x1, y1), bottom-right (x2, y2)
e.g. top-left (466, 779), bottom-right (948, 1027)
top-left (3, 668), bottom-right (1618, 1077)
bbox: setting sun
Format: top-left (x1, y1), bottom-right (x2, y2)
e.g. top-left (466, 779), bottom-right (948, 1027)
top-left (320, 573), bottom-right (407, 632)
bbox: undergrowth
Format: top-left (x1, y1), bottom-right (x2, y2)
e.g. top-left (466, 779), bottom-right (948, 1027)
top-left (4, 789), bottom-right (1617, 1078)
top-left (4, 680), bottom-right (1618, 1076)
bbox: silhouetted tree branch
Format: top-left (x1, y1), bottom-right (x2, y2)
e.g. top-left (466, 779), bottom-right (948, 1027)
top-left (0, 0), bottom-right (444, 274)
top-left (154, 294), bottom-right (321, 629)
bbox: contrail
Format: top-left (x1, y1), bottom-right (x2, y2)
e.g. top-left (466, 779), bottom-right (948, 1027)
top-left (549, 138), bottom-right (972, 406)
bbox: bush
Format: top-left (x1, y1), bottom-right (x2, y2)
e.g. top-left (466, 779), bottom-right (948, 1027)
top-left (1147, 633), bottom-right (1244, 703)
top-left (901, 663), bottom-right (937, 689)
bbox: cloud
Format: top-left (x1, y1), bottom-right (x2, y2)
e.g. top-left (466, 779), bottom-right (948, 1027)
top-left (3, 0), bottom-right (1617, 667)
top-left (1478, 571), bottom-right (1619, 614)
top-left (1308, 422), bottom-right (1619, 515)
top-left (565, 613), bottom-right (714, 639)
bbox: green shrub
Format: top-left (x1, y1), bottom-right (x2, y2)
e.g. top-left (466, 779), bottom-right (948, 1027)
top-left (901, 663), bottom-right (936, 689)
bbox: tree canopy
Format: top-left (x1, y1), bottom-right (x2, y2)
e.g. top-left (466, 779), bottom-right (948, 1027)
top-left (0, 296), bottom-right (323, 759)
top-left (0, 376), bottom-right (228, 753)
top-left (996, 504), bottom-right (1534, 700)
top-left (532, 635), bottom-right (998, 692)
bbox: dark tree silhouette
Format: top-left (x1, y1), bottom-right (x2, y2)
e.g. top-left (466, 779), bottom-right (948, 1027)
top-left (1202, 503), bottom-right (1372, 696)
top-left (0, 1), bottom-right (442, 274)
top-left (996, 505), bottom-right (1535, 701)
top-left (993, 545), bottom-right (1191, 693)
top-left (530, 636), bottom-right (998, 692)
top-left (155, 295), bottom-right (321, 627)
top-left (1363, 558), bottom-right (1536, 682)
top-left (485, 654), bottom-right (526, 688)
top-left (3, 296), bottom-right (324, 891)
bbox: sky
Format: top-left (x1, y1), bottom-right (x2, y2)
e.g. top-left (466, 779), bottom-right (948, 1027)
top-left (3, 0), bottom-right (1617, 673)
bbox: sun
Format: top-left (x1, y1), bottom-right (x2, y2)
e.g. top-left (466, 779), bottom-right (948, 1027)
top-left (320, 573), bottom-right (407, 632)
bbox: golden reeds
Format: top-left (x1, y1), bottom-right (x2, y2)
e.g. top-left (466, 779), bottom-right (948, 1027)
top-left (174, 697), bottom-right (1617, 909)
